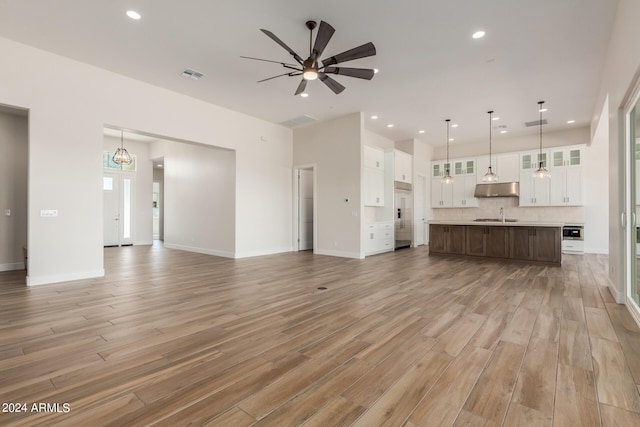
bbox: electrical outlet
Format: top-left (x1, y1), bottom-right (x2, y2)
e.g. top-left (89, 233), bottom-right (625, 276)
top-left (40, 209), bottom-right (58, 217)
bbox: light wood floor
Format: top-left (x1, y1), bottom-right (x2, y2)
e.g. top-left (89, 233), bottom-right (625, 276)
top-left (1, 244), bottom-right (640, 426)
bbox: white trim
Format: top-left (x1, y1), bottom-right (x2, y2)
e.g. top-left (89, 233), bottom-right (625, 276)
top-left (0, 262), bottom-right (25, 272)
top-left (134, 240), bottom-right (154, 246)
top-left (627, 298), bottom-right (640, 328)
top-left (163, 243), bottom-right (234, 258)
top-left (584, 248), bottom-right (609, 254)
top-left (314, 249), bottom-right (364, 259)
top-left (607, 281), bottom-right (626, 304)
top-left (27, 269), bottom-right (105, 286)
top-left (234, 247), bottom-right (293, 258)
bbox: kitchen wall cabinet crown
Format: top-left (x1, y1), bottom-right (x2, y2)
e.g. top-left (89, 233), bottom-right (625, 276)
top-left (394, 150), bottom-right (413, 183)
top-left (364, 146), bottom-right (385, 207)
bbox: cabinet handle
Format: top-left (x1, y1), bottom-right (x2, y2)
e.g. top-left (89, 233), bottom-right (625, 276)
top-left (376, 197), bottom-right (379, 203)
top-left (370, 233), bottom-right (374, 239)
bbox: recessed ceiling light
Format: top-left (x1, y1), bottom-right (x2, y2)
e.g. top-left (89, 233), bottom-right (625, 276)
top-left (492, 117), bottom-right (499, 121)
top-left (539, 108), bottom-right (548, 112)
top-left (126, 10), bottom-right (141, 20)
top-left (419, 130), bottom-right (425, 134)
top-left (300, 93), bottom-right (309, 98)
top-left (371, 115), bottom-right (378, 120)
top-left (157, 164), bottom-right (163, 168)
top-left (449, 138), bottom-right (454, 142)
top-left (500, 130), bottom-right (508, 134)
top-left (373, 68), bottom-right (379, 74)
top-left (387, 124), bottom-right (394, 128)
top-left (567, 120), bottom-right (575, 124)
top-left (451, 124), bottom-right (459, 128)
top-left (472, 30), bottom-right (485, 39)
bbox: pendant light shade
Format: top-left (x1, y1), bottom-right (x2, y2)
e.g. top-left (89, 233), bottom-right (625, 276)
top-left (483, 110), bottom-right (498, 182)
top-left (113, 130), bottom-right (132, 165)
top-left (532, 100), bottom-right (550, 179)
top-left (442, 119), bottom-right (453, 184)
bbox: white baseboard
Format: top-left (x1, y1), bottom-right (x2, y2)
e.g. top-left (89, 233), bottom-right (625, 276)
top-left (135, 240), bottom-right (154, 246)
top-left (605, 279), bottom-right (625, 304)
top-left (234, 247), bottom-right (293, 259)
top-left (585, 247), bottom-right (609, 254)
top-left (163, 243), bottom-right (234, 259)
top-left (314, 249), bottom-right (365, 259)
top-left (27, 269), bottom-right (105, 286)
top-left (0, 262), bottom-right (25, 272)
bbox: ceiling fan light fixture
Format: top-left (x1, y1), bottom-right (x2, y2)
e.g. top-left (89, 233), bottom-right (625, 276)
top-left (303, 69), bottom-right (318, 80)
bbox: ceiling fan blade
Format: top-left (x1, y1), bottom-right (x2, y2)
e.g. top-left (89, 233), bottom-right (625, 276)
top-left (294, 79), bottom-right (308, 96)
top-left (319, 73), bottom-right (346, 94)
top-left (321, 42), bottom-right (376, 67)
top-left (240, 56), bottom-right (298, 67)
top-left (312, 21), bottom-right (335, 60)
top-left (323, 67), bottom-right (375, 80)
top-left (257, 72), bottom-right (296, 83)
top-left (260, 29), bottom-right (304, 64)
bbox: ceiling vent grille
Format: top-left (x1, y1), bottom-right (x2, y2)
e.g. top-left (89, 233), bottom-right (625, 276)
top-left (523, 119), bottom-right (548, 127)
top-left (182, 69), bottom-right (205, 80)
top-left (279, 115), bottom-right (317, 128)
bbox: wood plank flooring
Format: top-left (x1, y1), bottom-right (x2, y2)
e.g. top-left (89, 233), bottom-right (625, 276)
top-left (0, 244), bottom-right (639, 426)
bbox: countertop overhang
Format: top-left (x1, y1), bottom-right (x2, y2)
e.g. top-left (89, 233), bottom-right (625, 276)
top-left (428, 220), bottom-right (564, 228)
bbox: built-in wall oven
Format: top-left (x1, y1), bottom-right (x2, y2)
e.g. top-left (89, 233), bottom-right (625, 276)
top-left (562, 224), bottom-right (584, 254)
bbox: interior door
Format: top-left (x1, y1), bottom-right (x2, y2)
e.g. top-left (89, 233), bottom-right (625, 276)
top-left (103, 173), bottom-right (120, 246)
top-left (298, 169), bottom-right (313, 251)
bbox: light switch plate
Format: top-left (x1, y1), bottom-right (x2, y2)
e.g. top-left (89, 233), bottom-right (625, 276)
top-left (40, 209), bottom-right (58, 217)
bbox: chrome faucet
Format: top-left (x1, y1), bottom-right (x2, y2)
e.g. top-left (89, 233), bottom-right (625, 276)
top-left (500, 207), bottom-right (505, 223)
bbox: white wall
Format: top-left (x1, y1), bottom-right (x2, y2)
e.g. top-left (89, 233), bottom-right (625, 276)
top-left (591, 0), bottom-right (640, 301)
top-left (585, 98), bottom-right (610, 254)
top-left (163, 142), bottom-right (235, 256)
top-left (0, 111), bottom-right (27, 271)
top-left (432, 127), bottom-right (590, 159)
top-left (363, 129), bottom-right (395, 150)
top-left (0, 36), bottom-right (292, 285)
top-left (293, 113), bottom-right (363, 258)
top-left (103, 135), bottom-right (153, 245)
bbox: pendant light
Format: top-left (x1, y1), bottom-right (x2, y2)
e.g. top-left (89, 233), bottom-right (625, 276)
top-left (113, 130), bottom-right (133, 165)
top-left (442, 119), bottom-right (453, 184)
top-left (483, 110), bottom-right (498, 182)
top-left (532, 100), bottom-right (550, 179)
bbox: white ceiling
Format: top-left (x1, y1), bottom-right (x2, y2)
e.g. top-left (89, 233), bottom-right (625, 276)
top-left (0, 0), bottom-right (618, 146)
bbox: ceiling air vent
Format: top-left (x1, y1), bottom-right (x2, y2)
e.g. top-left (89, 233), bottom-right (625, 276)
top-left (279, 115), bottom-right (317, 128)
top-left (182, 69), bottom-right (205, 80)
top-left (523, 119), bottom-right (548, 127)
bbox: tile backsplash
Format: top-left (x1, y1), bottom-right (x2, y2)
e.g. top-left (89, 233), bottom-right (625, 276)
top-left (431, 197), bottom-right (584, 224)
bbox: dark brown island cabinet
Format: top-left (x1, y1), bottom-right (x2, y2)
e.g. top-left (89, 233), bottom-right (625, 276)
top-left (429, 224), bottom-right (562, 265)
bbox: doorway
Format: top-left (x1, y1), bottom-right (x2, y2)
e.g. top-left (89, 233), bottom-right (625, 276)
top-left (295, 166), bottom-right (315, 251)
top-left (624, 81), bottom-right (640, 326)
top-left (415, 174), bottom-right (427, 246)
top-left (103, 172), bottom-right (135, 246)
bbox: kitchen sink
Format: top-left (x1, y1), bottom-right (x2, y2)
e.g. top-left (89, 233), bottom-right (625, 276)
top-left (473, 218), bottom-right (518, 222)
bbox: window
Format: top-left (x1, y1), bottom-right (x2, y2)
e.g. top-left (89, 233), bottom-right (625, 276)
top-left (103, 151), bottom-right (137, 171)
top-left (103, 177), bottom-right (113, 190)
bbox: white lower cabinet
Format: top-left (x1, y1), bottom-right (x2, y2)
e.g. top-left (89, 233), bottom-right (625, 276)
top-left (364, 221), bottom-right (394, 255)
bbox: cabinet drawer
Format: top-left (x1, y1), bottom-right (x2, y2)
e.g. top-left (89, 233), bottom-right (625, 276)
top-left (379, 238), bottom-right (394, 251)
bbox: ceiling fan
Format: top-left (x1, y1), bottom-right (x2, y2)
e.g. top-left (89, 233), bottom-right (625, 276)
top-left (241, 20), bottom-right (377, 95)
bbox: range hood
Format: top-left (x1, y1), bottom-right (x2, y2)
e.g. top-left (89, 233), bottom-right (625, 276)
top-left (474, 182), bottom-right (519, 198)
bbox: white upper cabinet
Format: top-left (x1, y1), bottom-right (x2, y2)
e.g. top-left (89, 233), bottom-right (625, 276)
top-left (431, 178), bottom-right (454, 208)
top-left (519, 171), bottom-right (550, 206)
top-left (520, 150), bottom-right (549, 171)
top-left (452, 176), bottom-right (479, 207)
top-left (395, 150), bottom-right (412, 183)
top-left (364, 145), bottom-right (385, 170)
top-left (432, 161), bottom-right (451, 178)
top-left (549, 146), bottom-right (583, 206)
top-left (475, 155), bottom-right (497, 184)
top-left (364, 146), bottom-right (385, 207)
top-left (496, 153), bottom-right (520, 182)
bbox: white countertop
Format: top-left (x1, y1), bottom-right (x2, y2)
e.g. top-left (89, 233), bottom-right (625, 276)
top-left (428, 220), bottom-right (564, 227)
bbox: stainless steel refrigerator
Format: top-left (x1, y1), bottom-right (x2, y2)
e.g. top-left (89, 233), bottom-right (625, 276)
top-left (394, 182), bottom-right (413, 249)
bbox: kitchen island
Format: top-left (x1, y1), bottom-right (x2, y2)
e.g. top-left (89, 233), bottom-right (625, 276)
top-left (428, 220), bottom-right (563, 265)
